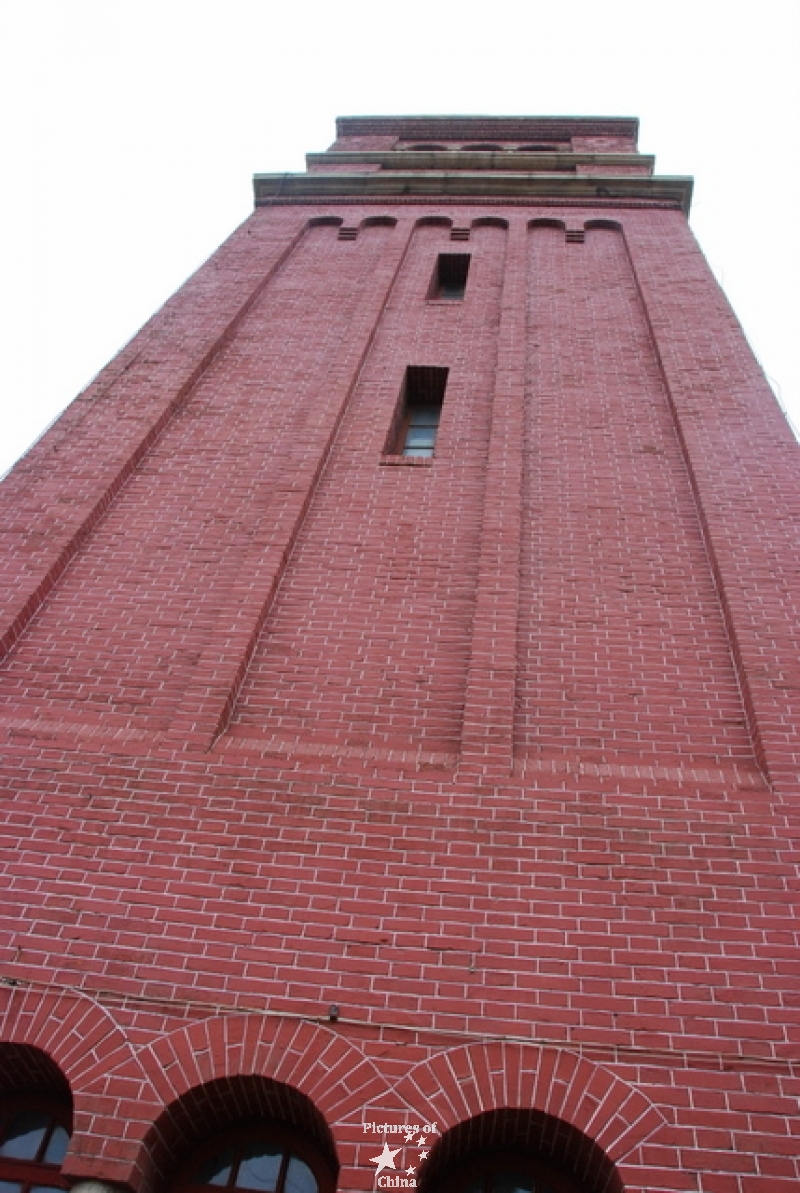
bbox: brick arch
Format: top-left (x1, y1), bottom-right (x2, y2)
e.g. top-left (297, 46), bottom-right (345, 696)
top-left (361, 216), bottom-right (398, 229)
top-left (140, 1073), bottom-right (340, 1193)
top-left (471, 217), bottom-right (509, 230)
top-left (414, 216), bottom-right (453, 228)
top-left (306, 216), bottom-right (344, 228)
top-left (68, 1016), bottom-right (390, 1193)
top-left (0, 985), bottom-right (135, 1090)
top-left (395, 1043), bottom-right (667, 1168)
top-left (134, 1015), bottom-right (389, 1126)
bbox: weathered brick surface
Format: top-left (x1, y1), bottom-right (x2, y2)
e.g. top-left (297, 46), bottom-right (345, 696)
top-left (0, 119), bottom-right (798, 1193)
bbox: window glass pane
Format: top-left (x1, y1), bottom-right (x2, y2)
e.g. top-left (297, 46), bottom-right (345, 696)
top-left (405, 427), bottom-right (437, 448)
top-left (0, 1112), bottom-right (51, 1159)
top-left (43, 1125), bottom-right (69, 1165)
top-left (0, 1180), bottom-right (24, 1193)
top-left (235, 1143), bottom-right (283, 1192)
top-left (283, 1157), bottom-right (317, 1193)
top-left (409, 407), bottom-right (440, 426)
top-left (193, 1148), bottom-right (235, 1186)
top-left (402, 447), bottom-right (434, 458)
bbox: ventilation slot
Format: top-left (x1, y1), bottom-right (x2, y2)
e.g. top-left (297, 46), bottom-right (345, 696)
top-left (565, 229), bottom-right (585, 244)
top-left (450, 227), bottom-right (471, 242)
top-left (338, 226), bottom-right (359, 241)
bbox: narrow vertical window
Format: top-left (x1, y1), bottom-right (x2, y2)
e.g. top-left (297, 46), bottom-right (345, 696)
top-left (430, 254), bottom-right (470, 300)
top-left (385, 366), bottom-right (449, 460)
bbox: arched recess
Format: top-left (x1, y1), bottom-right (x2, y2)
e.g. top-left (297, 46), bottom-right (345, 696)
top-left (396, 1044), bottom-right (667, 1187)
top-left (306, 216), bottom-right (344, 229)
top-left (361, 216), bottom-right (398, 229)
top-left (415, 216), bottom-right (453, 229)
top-left (528, 218), bottom-right (566, 232)
top-left (584, 219), bottom-right (623, 233)
top-left (471, 217), bottom-right (509, 230)
top-left (141, 1075), bottom-right (338, 1193)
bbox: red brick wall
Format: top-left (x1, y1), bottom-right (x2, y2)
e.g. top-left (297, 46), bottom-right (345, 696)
top-left (0, 199), bottom-right (798, 1193)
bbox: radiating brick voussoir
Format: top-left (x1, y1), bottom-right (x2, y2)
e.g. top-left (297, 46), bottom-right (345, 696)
top-left (396, 1043), bottom-right (666, 1160)
top-left (134, 1015), bottom-right (389, 1123)
top-left (0, 986), bottom-right (136, 1089)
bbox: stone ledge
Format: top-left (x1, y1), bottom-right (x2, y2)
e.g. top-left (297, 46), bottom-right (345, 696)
top-left (253, 171), bottom-right (693, 213)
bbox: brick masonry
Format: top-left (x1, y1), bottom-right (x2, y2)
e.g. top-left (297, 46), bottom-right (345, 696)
top-left (0, 119), bottom-right (798, 1193)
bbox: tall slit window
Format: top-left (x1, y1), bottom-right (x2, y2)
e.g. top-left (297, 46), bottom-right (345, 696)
top-left (387, 366), bottom-right (449, 459)
top-left (430, 254), bottom-right (470, 300)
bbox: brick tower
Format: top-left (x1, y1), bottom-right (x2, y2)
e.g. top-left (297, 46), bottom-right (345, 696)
top-left (1, 118), bottom-right (798, 1193)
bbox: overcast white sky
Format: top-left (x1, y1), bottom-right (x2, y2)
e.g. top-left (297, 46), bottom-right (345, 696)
top-left (1, 0), bottom-right (798, 477)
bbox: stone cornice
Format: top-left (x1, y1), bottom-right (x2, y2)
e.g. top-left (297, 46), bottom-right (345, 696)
top-left (335, 115), bottom-right (640, 141)
top-left (253, 171), bottom-right (693, 214)
top-left (306, 151), bottom-right (656, 173)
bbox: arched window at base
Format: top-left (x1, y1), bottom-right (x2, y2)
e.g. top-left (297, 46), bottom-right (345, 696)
top-left (0, 1045), bottom-right (73, 1193)
top-left (150, 1076), bottom-right (338, 1193)
top-left (418, 1110), bottom-right (622, 1193)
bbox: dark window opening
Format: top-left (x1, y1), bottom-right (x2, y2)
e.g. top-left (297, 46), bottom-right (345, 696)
top-left (385, 366), bottom-right (449, 459)
top-left (433, 1153), bottom-right (585, 1193)
top-left (0, 1103), bottom-right (71, 1193)
top-left (174, 1126), bottom-right (334, 1193)
top-left (430, 254), bottom-right (470, 300)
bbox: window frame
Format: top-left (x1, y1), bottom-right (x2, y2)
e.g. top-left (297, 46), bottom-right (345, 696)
top-left (171, 1123), bottom-right (336, 1193)
top-left (382, 366), bottom-right (449, 463)
top-left (0, 1099), bottom-right (72, 1193)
